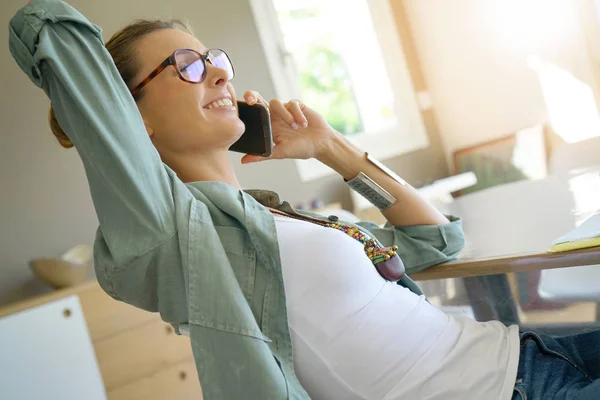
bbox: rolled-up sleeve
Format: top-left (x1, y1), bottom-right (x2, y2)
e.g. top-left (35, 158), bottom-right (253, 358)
top-left (358, 215), bottom-right (466, 275)
top-left (9, 0), bottom-right (177, 268)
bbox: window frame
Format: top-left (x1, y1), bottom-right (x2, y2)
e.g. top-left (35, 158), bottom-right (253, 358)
top-left (248, 0), bottom-right (429, 181)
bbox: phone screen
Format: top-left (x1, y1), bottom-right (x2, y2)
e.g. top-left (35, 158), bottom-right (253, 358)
top-left (229, 102), bottom-right (273, 157)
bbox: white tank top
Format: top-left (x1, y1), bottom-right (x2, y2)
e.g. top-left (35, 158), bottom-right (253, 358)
top-left (274, 215), bottom-right (519, 400)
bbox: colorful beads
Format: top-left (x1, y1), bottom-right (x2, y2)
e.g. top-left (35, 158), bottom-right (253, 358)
top-left (270, 208), bottom-right (401, 269)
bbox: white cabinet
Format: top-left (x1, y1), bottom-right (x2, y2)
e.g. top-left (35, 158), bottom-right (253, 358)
top-left (0, 295), bottom-right (106, 400)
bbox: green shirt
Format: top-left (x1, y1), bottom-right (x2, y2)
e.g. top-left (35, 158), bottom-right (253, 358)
top-left (9, 2), bottom-right (465, 398)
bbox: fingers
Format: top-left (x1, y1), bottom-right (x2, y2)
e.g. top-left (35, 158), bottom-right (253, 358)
top-left (240, 153), bottom-right (269, 164)
top-left (285, 100), bottom-right (308, 128)
top-left (241, 146), bottom-right (283, 164)
top-left (244, 92), bottom-right (308, 130)
top-left (270, 99), bottom-right (299, 129)
top-left (243, 90), bottom-right (269, 107)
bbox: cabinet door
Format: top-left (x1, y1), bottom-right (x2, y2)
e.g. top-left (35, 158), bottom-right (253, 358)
top-left (0, 295), bottom-right (106, 400)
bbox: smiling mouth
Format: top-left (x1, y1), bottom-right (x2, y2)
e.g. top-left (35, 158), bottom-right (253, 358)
top-left (205, 98), bottom-right (234, 109)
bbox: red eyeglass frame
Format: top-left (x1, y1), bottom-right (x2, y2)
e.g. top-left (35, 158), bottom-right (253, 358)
top-left (130, 48), bottom-right (235, 98)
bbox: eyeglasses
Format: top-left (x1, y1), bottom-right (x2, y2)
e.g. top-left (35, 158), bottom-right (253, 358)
top-left (130, 48), bottom-right (235, 98)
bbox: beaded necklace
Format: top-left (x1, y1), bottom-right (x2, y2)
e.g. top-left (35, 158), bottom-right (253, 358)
top-left (269, 209), bottom-right (405, 282)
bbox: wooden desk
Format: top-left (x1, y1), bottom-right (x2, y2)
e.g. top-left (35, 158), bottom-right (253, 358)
top-left (412, 167), bottom-right (600, 281)
top-left (408, 166), bottom-right (600, 327)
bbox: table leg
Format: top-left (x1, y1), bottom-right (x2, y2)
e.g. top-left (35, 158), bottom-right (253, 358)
top-left (463, 275), bottom-right (520, 325)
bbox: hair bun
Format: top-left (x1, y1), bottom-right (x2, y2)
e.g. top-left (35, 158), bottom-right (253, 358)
top-left (48, 106), bottom-right (74, 149)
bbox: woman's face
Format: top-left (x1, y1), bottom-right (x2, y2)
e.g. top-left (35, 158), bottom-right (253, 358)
top-left (133, 29), bottom-right (245, 157)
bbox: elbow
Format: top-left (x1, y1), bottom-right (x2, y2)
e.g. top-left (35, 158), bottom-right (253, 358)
top-left (440, 216), bottom-right (466, 259)
top-left (443, 230), bottom-right (466, 260)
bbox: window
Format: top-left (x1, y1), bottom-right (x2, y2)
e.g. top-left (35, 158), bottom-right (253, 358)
top-left (249, 0), bottom-right (429, 181)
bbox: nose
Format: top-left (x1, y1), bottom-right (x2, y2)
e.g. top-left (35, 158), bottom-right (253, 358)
top-left (205, 63), bottom-right (229, 88)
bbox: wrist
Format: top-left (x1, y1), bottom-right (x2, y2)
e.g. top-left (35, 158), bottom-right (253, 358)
top-left (316, 131), bottom-right (365, 180)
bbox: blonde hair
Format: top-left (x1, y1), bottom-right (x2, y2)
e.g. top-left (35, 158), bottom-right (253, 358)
top-left (48, 19), bottom-right (194, 149)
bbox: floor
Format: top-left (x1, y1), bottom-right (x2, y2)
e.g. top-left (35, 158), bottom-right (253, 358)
top-left (519, 301), bottom-right (597, 324)
top-left (506, 272), bottom-right (598, 324)
top-left (426, 274), bottom-right (598, 325)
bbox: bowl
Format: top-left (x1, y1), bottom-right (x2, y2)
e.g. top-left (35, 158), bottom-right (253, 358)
top-left (29, 245), bottom-right (92, 289)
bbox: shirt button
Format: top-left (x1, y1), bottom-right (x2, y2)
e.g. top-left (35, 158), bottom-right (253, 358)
top-left (328, 215), bottom-right (339, 222)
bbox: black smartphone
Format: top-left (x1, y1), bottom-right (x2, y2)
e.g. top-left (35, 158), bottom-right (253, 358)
top-left (229, 101), bottom-right (273, 157)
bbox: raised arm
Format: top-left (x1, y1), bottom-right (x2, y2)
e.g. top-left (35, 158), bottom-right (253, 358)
top-left (9, 0), bottom-right (176, 266)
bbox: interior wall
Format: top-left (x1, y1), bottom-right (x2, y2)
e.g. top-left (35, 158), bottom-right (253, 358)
top-left (0, 0), bottom-right (446, 306)
top-left (403, 0), bottom-right (600, 165)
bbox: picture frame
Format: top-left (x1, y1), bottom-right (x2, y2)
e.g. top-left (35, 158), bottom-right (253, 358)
top-left (452, 124), bottom-right (548, 196)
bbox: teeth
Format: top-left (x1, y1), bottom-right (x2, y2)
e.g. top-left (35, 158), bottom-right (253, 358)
top-left (206, 98), bottom-right (232, 109)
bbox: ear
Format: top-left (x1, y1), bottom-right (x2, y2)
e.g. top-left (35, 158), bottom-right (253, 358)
top-left (143, 119), bottom-right (155, 137)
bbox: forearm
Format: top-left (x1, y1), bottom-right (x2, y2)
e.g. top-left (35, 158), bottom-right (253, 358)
top-left (10, 0), bottom-right (176, 260)
top-left (317, 132), bottom-right (449, 227)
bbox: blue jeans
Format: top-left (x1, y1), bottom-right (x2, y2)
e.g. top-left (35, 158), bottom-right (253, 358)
top-left (512, 330), bottom-right (600, 400)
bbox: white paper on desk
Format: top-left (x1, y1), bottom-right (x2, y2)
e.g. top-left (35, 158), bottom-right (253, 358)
top-left (552, 213), bottom-right (600, 245)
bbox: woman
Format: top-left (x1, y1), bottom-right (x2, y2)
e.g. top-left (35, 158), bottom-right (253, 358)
top-left (9, 1), bottom-right (600, 399)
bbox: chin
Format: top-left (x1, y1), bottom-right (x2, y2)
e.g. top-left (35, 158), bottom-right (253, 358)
top-left (231, 117), bottom-right (246, 135)
top-left (213, 118), bottom-right (246, 147)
